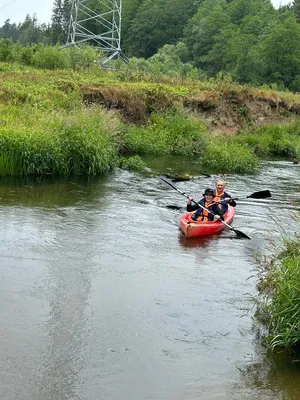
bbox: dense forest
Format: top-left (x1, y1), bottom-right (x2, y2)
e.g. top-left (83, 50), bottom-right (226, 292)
top-left (1, 0), bottom-right (300, 91)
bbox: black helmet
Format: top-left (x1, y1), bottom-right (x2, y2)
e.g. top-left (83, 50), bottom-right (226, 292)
top-left (202, 188), bottom-right (214, 197)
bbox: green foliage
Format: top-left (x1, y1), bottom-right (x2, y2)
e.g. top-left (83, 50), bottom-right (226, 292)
top-left (235, 123), bottom-right (300, 158)
top-left (0, 39), bottom-right (18, 62)
top-left (125, 0), bottom-right (202, 58)
top-left (123, 111), bottom-right (208, 156)
top-left (184, 0), bottom-right (230, 70)
top-left (67, 45), bottom-right (100, 71)
top-left (257, 237), bottom-right (300, 350)
top-left (32, 44), bottom-right (68, 69)
top-left (201, 141), bottom-right (258, 173)
top-left (261, 17), bottom-right (300, 89)
top-left (119, 155), bottom-right (146, 171)
top-left (0, 0), bottom-right (300, 92)
top-left (0, 107), bottom-right (120, 176)
top-left (1, 60), bottom-right (300, 177)
top-left (293, 0), bottom-right (300, 23)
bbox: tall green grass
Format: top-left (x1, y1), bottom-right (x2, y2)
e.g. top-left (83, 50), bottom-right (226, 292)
top-left (0, 107), bottom-right (120, 176)
top-left (1, 60), bottom-right (300, 176)
top-left (257, 238), bottom-right (300, 350)
top-left (123, 111), bottom-right (208, 156)
top-left (201, 141), bottom-right (258, 173)
top-left (235, 122), bottom-right (300, 159)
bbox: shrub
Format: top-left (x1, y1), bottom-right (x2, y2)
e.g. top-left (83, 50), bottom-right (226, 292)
top-left (119, 155), bottom-right (146, 171)
top-left (123, 111), bottom-right (207, 156)
top-left (201, 141), bottom-right (258, 173)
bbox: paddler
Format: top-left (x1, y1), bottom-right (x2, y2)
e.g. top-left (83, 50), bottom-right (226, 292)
top-left (187, 188), bottom-right (224, 222)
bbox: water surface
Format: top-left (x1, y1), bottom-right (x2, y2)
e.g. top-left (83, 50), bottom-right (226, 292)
top-left (0, 161), bottom-right (300, 400)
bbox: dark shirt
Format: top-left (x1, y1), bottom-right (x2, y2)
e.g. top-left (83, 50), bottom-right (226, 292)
top-left (214, 191), bottom-right (236, 213)
top-left (188, 199), bottom-right (224, 221)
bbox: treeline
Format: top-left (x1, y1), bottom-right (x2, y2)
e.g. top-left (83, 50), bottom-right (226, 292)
top-left (1, 0), bottom-right (300, 91)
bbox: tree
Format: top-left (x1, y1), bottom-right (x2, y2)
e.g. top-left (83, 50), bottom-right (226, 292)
top-left (261, 16), bottom-right (300, 89)
top-left (226, 0), bottom-right (274, 25)
top-left (50, 0), bottom-right (71, 44)
top-left (51, 0), bottom-right (64, 43)
top-left (125, 0), bottom-right (202, 58)
top-left (18, 15), bottom-right (43, 45)
top-left (184, 0), bottom-right (230, 70)
top-left (0, 19), bottom-right (20, 41)
top-left (293, 0), bottom-right (300, 23)
top-left (122, 0), bottom-right (144, 49)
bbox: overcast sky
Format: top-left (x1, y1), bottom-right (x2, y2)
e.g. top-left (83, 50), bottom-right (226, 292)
top-left (0, 0), bottom-right (292, 26)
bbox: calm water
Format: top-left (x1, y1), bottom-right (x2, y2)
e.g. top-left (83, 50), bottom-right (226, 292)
top-left (0, 160), bottom-right (300, 400)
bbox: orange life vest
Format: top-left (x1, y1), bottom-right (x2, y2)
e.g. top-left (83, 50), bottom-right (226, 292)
top-left (195, 200), bottom-right (216, 222)
top-left (214, 191), bottom-right (224, 210)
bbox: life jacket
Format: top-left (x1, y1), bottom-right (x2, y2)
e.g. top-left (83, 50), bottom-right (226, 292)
top-left (214, 191), bottom-right (224, 203)
top-left (214, 191), bottom-right (227, 212)
top-left (195, 200), bottom-right (216, 222)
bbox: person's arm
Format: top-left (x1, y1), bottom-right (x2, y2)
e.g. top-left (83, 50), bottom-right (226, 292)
top-left (224, 192), bottom-right (236, 207)
top-left (187, 197), bottom-right (200, 211)
top-left (213, 204), bottom-right (224, 221)
top-left (228, 198), bottom-right (236, 207)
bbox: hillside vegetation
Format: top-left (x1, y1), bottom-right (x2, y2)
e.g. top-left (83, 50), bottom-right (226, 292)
top-left (2, 0), bottom-right (300, 92)
top-left (1, 60), bottom-right (300, 176)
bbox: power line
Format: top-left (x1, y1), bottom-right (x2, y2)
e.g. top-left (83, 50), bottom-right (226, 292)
top-left (0, 0), bottom-right (20, 11)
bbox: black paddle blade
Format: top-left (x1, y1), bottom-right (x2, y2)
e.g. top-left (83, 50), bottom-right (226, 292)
top-left (233, 228), bottom-right (251, 239)
top-left (247, 190), bottom-right (271, 199)
top-left (166, 205), bottom-right (182, 210)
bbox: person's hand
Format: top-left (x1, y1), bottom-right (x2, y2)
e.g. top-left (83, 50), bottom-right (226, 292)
top-left (224, 197), bottom-right (230, 202)
top-left (187, 196), bottom-right (193, 205)
top-left (191, 213), bottom-right (198, 221)
top-left (214, 215), bottom-right (221, 221)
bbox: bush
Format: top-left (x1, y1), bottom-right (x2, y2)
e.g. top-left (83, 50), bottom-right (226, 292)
top-left (32, 45), bottom-right (68, 70)
top-left (119, 155), bottom-right (146, 171)
top-left (123, 111), bottom-right (207, 156)
top-left (201, 141), bottom-right (258, 173)
top-left (257, 238), bottom-right (300, 350)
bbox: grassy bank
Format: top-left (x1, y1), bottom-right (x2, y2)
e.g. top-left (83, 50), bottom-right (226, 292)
top-left (257, 237), bottom-right (300, 351)
top-left (1, 61), bottom-right (300, 175)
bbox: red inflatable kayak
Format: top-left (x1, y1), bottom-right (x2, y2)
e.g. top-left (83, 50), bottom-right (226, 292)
top-left (180, 205), bottom-right (235, 238)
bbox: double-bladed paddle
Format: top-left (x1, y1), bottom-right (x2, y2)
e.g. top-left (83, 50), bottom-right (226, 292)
top-left (214, 189), bottom-right (272, 205)
top-left (160, 176), bottom-right (251, 240)
top-left (233, 189), bottom-right (271, 200)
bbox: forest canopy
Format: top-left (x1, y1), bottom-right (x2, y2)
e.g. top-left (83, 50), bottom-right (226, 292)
top-left (1, 0), bottom-right (300, 91)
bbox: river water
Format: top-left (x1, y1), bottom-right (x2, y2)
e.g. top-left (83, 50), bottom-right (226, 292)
top-left (0, 160), bottom-right (300, 400)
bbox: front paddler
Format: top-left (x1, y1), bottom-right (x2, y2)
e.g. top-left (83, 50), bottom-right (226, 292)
top-left (187, 188), bottom-right (224, 222)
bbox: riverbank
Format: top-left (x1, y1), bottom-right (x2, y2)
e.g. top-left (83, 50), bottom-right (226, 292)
top-left (1, 63), bottom-right (300, 175)
top-left (256, 234), bottom-right (300, 353)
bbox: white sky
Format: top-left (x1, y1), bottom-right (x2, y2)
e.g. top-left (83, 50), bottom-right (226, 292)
top-left (0, 0), bottom-right (293, 26)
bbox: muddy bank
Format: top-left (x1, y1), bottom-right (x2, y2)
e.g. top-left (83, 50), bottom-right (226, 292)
top-left (82, 84), bottom-right (300, 133)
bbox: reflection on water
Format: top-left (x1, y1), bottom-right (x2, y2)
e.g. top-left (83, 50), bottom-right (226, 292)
top-left (0, 161), bottom-right (300, 400)
top-left (0, 175), bottom-right (110, 207)
top-left (236, 333), bottom-right (300, 400)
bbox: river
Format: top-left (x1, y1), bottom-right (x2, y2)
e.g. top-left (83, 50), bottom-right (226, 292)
top-left (0, 160), bottom-right (299, 400)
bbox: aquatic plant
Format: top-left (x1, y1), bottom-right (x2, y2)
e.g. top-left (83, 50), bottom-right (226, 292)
top-left (123, 111), bottom-right (208, 157)
top-left (235, 122), bottom-right (300, 159)
top-left (200, 142), bottom-right (258, 173)
top-left (0, 107), bottom-right (120, 176)
top-left (119, 155), bottom-right (146, 171)
top-left (256, 234), bottom-right (300, 351)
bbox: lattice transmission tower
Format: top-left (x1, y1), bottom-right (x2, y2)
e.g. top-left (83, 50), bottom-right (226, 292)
top-left (65, 0), bottom-right (128, 65)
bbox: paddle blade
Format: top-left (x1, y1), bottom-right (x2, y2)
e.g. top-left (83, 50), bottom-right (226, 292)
top-left (247, 190), bottom-right (271, 199)
top-left (166, 205), bottom-right (182, 210)
top-left (232, 228), bottom-right (251, 239)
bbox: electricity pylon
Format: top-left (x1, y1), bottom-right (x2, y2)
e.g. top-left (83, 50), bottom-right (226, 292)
top-left (65, 0), bottom-right (128, 66)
